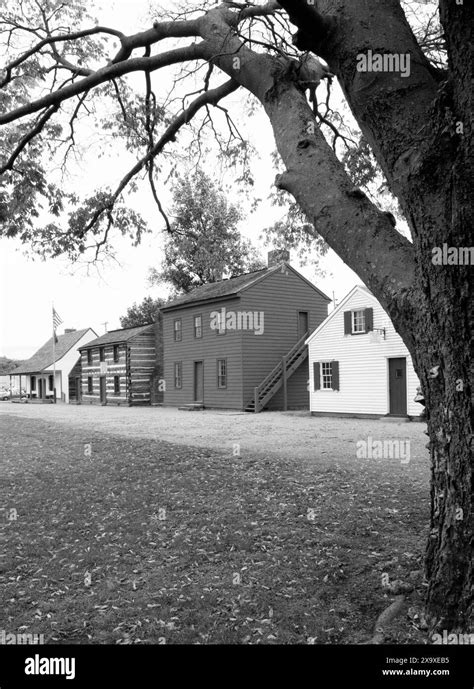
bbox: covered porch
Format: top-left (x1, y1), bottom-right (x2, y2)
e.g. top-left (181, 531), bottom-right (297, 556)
top-left (9, 370), bottom-right (62, 402)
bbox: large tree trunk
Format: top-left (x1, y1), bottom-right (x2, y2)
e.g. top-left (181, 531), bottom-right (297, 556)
top-left (271, 0), bottom-right (473, 635)
top-left (413, 282), bottom-right (473, 632)
top-left (260, 75), bottom-right (473, 632)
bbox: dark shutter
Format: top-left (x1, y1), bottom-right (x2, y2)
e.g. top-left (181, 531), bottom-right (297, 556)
top-left (331, 361), bottom-right (340, 390)
top-left (313, 362), bottom-right (321, 390)
top-left (365, 308), bottom-right (374, 332)
top-left (344, 311), bottom-right (352, 335)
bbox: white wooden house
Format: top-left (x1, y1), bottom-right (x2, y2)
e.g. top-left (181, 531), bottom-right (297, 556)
top-left (10, 328), bottom-right (97, 403)
top-left (306, 285), bottom-right (421, 418)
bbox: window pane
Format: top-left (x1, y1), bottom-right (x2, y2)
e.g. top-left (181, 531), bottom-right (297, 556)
top-left (352, 310), bottom-right (366, 333)
top-left (321, 361), bottom-right (333, 389)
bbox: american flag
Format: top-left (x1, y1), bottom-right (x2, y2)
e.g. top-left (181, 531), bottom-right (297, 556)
top-left (52, 307), bottom-right (63, 343)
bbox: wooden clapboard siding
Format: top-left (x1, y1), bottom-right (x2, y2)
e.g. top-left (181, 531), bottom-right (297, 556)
top-left (162, 297), bottom-right (243, 408)
top-left (307, 286), bottom-right (421, 417)
top-left (267, 360), bottom-right (309, 410)
top-left (240, 267), bottom-right (329, 409)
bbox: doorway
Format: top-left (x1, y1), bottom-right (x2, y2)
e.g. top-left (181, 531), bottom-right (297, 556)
top-left (193, 361), bottom-right (204, 403)
top-left (100, 376), bottom-right (107, 405)
top-left (388, 358), bottom-right (407, 415)
top-left (298, 311), bottom-right (309, 338)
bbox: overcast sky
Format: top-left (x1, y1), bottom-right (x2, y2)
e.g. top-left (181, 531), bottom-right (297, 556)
top-left (0, 0), bottom-right (361, 360)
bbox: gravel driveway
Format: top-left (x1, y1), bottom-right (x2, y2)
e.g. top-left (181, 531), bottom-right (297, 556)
top-left (0, 403), bottom-right (427, 464)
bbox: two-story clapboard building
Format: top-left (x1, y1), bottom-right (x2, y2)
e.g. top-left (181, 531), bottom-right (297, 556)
top-left (161, 250), bottom-right (331, 411)
top-left (78, 324), bottom-right (156, 406)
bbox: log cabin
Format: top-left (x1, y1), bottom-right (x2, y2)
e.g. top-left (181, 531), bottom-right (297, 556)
top-left (78, 324), bottom-right (156, 406)
top-left (161, 250), bottom-right (331, 411)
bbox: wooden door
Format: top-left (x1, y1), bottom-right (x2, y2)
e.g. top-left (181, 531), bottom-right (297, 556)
top-left (38, 378), bottom-right (43, 399)
top-left (76, 377), bottom-right (81, 402)
top-left (194, 361), bottom-right (204, 403)
top-left (100, 376), bottom-right (107, 405)
top-left (298, 311), bottom-right (309, 338)
top-left (389, 358), bottom-right (407, 415)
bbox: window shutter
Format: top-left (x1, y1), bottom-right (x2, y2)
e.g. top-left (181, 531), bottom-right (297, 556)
top-left (344, 311), bottom-right (352, 335)
top-left (365, 308), bottom-right (374, 332)
top-left (313, 362), bottom-right (320, 391)
top-left (331, 361), bottom-right (340, 390)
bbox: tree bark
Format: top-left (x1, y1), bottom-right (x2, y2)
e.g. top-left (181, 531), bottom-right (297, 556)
top-left (274, 0), bottom-right (474, 633)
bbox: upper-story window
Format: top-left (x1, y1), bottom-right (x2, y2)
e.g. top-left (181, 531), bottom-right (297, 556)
top-left (352, 309), bottom-right (366, 334)
top-left (113, 345), bottom-right (119, 363)
top-left (344, 307), bottom-right (373, 336)
top-left (194, 315), bottom-right (202, 339)
top-left (87, 349), bottom-right (92, 365)
top-left (99, 347), bottom-right (105, 362)
top-left (174, 319), bottom-right (182, 342)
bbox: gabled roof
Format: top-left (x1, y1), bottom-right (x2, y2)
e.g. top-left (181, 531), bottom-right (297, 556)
top-left (78, 323), bottom-right (155, 349)
top-left (12, 328), bottom-right (96, 374)
top-left (305, 284), bottom-right (376, 345)
top-left (161, 263), bottom-right (330, 312)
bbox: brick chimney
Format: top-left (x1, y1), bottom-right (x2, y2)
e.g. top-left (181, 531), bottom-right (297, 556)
top-left (64, 328), bottom-right (76, 333)
top-left (267, 249), bottom-right (290, 267)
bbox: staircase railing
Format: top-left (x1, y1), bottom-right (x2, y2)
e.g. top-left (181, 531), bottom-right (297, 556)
top-left (251, 331), bottom-right (308, 412)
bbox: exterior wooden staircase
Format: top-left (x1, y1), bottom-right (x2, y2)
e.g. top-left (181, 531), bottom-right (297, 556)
top-left (244, 331), bottom-right (308, 413)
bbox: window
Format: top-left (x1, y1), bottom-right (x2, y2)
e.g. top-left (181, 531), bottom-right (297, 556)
top-left (321, 362), bottom-right (333, 389)
top-left (174, 319), bottom-right (182, 342)
top-left (194, 315), bottom-right (202, 339)
top-left (114, 376), bottom-right (120, 395)
top-left (31, 376), bottom-right (36, 391)
top-left (344, 308), bottom-right (373, 335)
top-left (313, 361), bottom-right (339, 391)
top-left (217, 359), bottom-right (227, 389)
top-left (352, 309), bottom-right (366, 334)
top-left (174, 362), bottom-right (182, 389)
top-left (87, 349), bottom-right (92, 365)
top-left (216, 311), bottom-right (226, 335)
top-left (87, 377), bottom-right (93, 394)
top-left (99, 347), bottom-right (105, 362)
top-left (113, 345), bottom-right (119, 363)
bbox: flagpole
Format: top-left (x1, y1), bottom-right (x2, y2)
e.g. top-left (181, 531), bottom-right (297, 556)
top-left (52, 303), bottom-right (56, 403)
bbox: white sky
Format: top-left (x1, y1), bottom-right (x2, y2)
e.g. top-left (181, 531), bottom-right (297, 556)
top-left (0, 0), bottom-right (361, 360)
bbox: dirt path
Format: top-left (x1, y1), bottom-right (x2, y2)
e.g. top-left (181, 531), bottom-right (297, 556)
top-left (0, 403), bottom-right (427, 465)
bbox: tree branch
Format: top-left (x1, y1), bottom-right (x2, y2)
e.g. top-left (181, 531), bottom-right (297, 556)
top-left (79, 79), bottom-right (240, 239)
top-left (0, 44), bottom-right (209, 125)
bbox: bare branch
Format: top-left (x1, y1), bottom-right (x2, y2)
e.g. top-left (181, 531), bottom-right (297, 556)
top-left (0, 44), bottom-right (209, 125)
top-left (79, 79), bottom-right (240, 239)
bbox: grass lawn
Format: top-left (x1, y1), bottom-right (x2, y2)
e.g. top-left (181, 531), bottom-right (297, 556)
top-left (0, 413), bottom-right (430, 644)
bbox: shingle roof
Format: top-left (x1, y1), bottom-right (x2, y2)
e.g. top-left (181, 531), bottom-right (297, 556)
top-left (161, 263), bottom-right (330, 311)
top-left (78, 323), bottom-right (155, 349)
top-left (13, 328), bottom-right (94, 374)
top-left (161, 267), bottom-right (269, 311)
